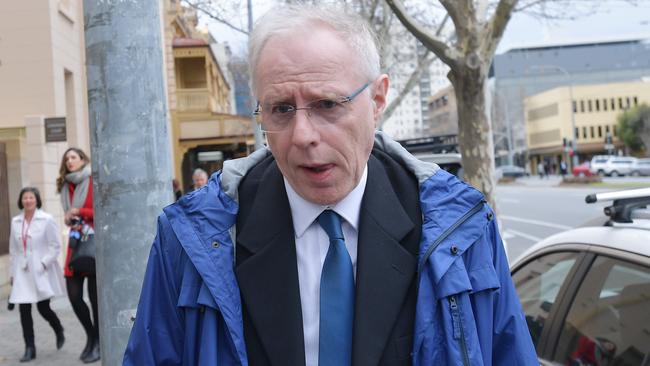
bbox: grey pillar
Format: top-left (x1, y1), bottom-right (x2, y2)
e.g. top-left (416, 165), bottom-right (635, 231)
top-left (83, 1), bottom-right (172, 364)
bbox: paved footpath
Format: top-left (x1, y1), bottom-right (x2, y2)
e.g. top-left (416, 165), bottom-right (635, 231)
top-left (0, 297), bottom-right (98, 365)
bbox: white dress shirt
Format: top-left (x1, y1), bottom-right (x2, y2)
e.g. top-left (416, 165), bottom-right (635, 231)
top-left (284, 165), bottom-right (368, 366)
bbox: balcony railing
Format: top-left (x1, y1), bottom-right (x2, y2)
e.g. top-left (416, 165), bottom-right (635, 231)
top-left (177, 88), bottom-right (210, 112)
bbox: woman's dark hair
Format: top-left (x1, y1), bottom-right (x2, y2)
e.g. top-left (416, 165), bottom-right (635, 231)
top-left (18, 187), bottom-right (42, 210)
top-left (56, 147), bottom-right (90, 193)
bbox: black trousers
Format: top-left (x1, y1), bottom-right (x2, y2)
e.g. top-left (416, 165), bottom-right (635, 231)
top-left (66, 275), bottom-right (99, 341)
top-left (19, 299), bottom-right (63, 347)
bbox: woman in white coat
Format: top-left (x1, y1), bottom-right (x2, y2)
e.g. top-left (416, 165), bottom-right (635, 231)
top-left (9, 187), bottom-right (66, 362)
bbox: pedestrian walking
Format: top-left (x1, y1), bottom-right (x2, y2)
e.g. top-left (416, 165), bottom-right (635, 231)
top-left (56, 148), bottom-right (100, 363)
top-left (9, 187), bottom-right (66, 362)
top-left (560, 160), bottom-right (568, 177)
top-left (538, 161), bottom-right (545, 179)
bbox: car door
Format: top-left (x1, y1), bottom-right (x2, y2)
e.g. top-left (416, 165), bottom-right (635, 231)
top-left (543, 253), bottom-right (650, 366)
top-left (511, 250), bottom-right (589, 363)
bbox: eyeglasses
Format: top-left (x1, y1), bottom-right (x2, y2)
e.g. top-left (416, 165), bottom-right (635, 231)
top-left (253, 83), bottom-right (370, 132)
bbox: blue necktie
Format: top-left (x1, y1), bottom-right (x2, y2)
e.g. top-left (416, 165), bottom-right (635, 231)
top-left (318, 210), bottom-right (354, 366)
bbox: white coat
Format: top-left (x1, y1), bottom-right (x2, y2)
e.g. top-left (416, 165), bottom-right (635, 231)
top-left (9, 209), bottom-right (66, 304)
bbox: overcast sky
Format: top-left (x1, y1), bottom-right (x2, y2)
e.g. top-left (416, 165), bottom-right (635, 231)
top-left (206, 0), bottom-right (650, 56)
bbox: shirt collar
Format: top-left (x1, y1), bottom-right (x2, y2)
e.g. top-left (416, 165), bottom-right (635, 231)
top-left (285, 164), bottom-right (368, 238)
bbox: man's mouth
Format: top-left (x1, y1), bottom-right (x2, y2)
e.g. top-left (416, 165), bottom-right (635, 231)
top-left (302, 164), bottom-right (334, 176)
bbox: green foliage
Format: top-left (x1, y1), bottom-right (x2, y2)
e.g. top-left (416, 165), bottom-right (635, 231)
top-left (617, 103), bottom-right (650, 153)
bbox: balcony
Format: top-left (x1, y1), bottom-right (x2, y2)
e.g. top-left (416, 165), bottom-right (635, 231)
top-left (177, 88), bottom-right (213, 113)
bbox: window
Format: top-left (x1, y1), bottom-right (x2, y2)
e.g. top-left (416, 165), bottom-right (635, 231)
top-left (626, 97), bottom-right (631, 109)
top-left (606, 125), bottom-right (610, 134)
top-left (552, 256), bottom-right (650, 366)
top-left (590, 126), bottom-right (595, 138)
top-left (588, 100), bottom-right (593, 112)
top-left (603, 99), bottom-right (608, 111)
top-left (613, 125), bottom-right (618, 137)
top-left (611, 98), bottom-right (616, 110)
top-left (619, 98), bottom-right (623, 109)
top-left (633, 96), bottom-right (638, 106)
top-left (583, 127), bottom-right (588, 139)
top-left (598, 125), bottom-right (602, 138)
top-left (572, 101), bottom-right (577, 113)
top-left (580, 100), bottom-right (585, 113)
top-left (595, 99), bottom-right (600, 111)
top-left (513, 252), bottom-right (580, 349)
top-left (575, 127), bottom-right (580, 141)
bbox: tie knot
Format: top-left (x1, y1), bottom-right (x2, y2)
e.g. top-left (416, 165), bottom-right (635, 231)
top-left (318, 209), bottom-right (344, 241)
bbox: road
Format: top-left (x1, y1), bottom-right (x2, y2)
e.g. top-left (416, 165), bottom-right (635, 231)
top-left (497, 176), bottom-right (650, 261)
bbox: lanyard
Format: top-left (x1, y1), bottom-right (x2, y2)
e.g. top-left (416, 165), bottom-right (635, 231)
top-left (21, 217), bottom-right (32, 256)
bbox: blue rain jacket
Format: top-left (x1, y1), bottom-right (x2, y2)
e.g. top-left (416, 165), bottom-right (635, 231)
top-left (123, 133), bottom-right (538, 366)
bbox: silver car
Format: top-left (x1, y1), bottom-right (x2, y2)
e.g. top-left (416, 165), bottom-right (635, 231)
top-left (631, 158), bottom-right (650, 176)
top-left (510, 188), bottom-right (650, 365)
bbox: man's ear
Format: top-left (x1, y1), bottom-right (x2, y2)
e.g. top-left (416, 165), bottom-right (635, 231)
top-left (372, 74), bottom-right (389, 121)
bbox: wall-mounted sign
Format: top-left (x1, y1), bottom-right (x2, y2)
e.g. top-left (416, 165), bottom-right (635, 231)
top-left (44, 117), bottom-right (67, 142)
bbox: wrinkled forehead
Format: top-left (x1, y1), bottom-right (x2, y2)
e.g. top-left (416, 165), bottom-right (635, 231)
top-left (253, 25), bottom-right (364, 97)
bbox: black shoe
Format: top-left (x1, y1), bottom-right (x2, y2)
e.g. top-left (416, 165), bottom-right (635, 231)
top-left (55, 329), bottom-right (65, 350)
top-left (81, 340), bottom-right (100, 363)
top-left (19, 346), bottom-right (36, 362)
top-left (80, 337), bottom-right (93, 360)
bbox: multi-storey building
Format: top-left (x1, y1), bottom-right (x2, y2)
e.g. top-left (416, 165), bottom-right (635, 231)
top-left (525, 80), bottom-right (650, 172)
top-left (0, 1), bottom-right (90, 290)
top-left (490, 37), bottom-right (650, 167)
top-left (163, 1), bottom-right (252, 192)
top-left (381, 37), bottom-right (450, 140)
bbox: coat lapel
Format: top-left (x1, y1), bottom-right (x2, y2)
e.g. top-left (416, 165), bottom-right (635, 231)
top-left (352, 156), bottom-right (418, 365)
top-left (236, 163), bottom-right (306, 366)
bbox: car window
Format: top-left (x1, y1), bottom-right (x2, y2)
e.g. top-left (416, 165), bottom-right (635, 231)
top-left (513, 252), bottom-right (580, 348)
top-left (552, 256), bottom-right (650, 366)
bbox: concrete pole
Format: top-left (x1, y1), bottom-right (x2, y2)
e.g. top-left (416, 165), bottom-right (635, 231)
top-left (248, 0), bottom-right (265, 151)
top-left (83, 1), bottom-right (173, 365)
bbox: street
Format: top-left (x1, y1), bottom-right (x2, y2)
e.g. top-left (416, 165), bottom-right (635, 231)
top-left (498, 175), bottom-right (650, 261)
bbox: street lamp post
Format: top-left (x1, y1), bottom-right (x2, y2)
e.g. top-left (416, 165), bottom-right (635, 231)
top-left (531, 65), bottom-right (579, 169)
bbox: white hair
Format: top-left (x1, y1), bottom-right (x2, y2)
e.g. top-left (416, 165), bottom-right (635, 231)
top-left (248, 4), bottom-right (381, 96)
top-left (192, 168), bottom-right (208, 178)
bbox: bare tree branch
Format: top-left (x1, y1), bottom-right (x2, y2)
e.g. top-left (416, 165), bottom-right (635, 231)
top-left (384, 0), bottom-right (459, 67)
top-left (182, 0), bottom-right (249, 35)
top-left (481, 0), bottom-right (519, 59)
top-left (439, 0), bottom-right (474, 44)
top-left (380, 53), bottom-right (438, 127)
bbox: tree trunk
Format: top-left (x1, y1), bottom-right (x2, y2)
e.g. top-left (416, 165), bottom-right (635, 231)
top-left (450, 68), bottom-right (497, 209)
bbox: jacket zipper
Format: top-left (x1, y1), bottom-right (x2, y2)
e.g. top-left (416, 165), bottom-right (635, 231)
top-left (417, 199), bottom-right (486, 277)
top-left (449, 295), bottom-right (470, 366)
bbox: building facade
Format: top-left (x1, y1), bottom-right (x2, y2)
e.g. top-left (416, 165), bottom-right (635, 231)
top-left (525, 80), bottom-right (650, 173)
top-left (427, 85), bottom-right (458, 138)
top-left (491, 38), bottom-right (650, 167)
top-left (163, 1), bottom-right (252, 192)
top-left (0, 0), bottom-right (90, 294)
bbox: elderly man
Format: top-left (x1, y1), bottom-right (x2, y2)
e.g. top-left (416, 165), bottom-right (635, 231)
top-left (191, 168), bottom-right (208, 190)
top-left (124, 5), bottom-right (537, 366)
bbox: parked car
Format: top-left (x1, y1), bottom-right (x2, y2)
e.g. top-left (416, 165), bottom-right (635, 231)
top-left (510, 188), bottom-right (650, 366)
top-left (414, 152), bottom-right (464, 180)
top-left (572, 162), bottom-right (594, 177)
top-left (589, 155), bottom-right (638, 176)
top-left (496, 164), bottom-right (527, 179)
top-left (631, 158), bottom-right (650, 176)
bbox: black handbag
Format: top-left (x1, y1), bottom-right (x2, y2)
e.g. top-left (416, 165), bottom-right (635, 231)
top-left (69, 231), bottom-right (96, 274)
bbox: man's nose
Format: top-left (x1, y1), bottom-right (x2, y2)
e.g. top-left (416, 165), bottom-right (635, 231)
top-left (290, 108), bottom-right (320, 147)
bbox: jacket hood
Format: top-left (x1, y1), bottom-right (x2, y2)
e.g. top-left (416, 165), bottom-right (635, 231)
top-left (167, 131), bottom-right (486, 277)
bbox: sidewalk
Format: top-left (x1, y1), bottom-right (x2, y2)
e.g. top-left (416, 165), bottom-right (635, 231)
top-left (0, 297), bottom-right (96, 365)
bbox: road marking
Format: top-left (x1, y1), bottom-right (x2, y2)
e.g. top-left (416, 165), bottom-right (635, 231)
top-left (500, 215), bottom-right (572, 230)
top-left (505, 229), bottom-right (543, 242)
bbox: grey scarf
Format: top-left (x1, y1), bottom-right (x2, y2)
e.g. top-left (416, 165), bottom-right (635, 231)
top-left (60, 165), bottom-right (92, 212)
